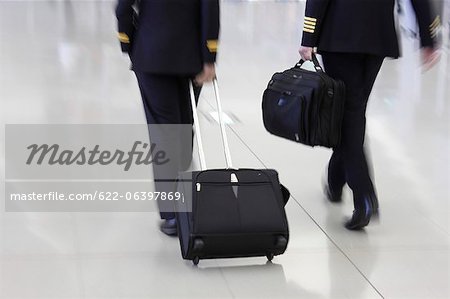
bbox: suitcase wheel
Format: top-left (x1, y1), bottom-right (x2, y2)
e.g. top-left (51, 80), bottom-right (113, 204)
top-left (276, 236), bottom-right (288, 249)
top-left (266, 253), bottom-right (274, 262)
top-left (192, 256), bottom-right (200, 266)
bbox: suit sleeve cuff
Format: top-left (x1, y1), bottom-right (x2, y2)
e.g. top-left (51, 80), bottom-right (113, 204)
top-left (421, 15), bottom-right (440, 48)
top-left (301, 34), bottom-right (318, 48)
top-left (203, 39), bottom-right (218, 63)
top-left (117, 32), bottom-right (131, 52)
top-left (301, 16), bottom-right (319, 47)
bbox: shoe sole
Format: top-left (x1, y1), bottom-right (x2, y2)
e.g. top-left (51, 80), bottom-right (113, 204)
top-left (345, 220), bottom-right (370, 230)
top-left (160, 227), bottom-right (178, 236)
top-left (324, 184), bottom-right (342, 203)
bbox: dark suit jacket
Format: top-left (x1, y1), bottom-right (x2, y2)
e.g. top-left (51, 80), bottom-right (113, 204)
top-left (301, 0), bottom-right (439, 58)
top-left (116, 0), bottom-right (220, 74)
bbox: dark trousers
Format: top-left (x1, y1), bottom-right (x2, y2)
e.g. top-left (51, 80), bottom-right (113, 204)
top-left (321, 53), bottom-right (384, 207)
top-left (134, 72), bottom-right (201, 220)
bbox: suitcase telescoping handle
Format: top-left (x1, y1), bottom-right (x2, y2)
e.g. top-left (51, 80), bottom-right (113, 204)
top-left (295, 53), bottom-right (323, 72)
top-left (189, 80), bottom-right (207, 170)
top-left (189, 77), bottom-right (233, 171)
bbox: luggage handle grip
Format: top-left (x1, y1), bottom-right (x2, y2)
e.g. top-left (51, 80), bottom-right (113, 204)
top-left (212, 78), bottom-right (233, 169)
top-left (189, 80), bottom-right (207, 170)
top-left (295, 53), bottom-right (323, 72)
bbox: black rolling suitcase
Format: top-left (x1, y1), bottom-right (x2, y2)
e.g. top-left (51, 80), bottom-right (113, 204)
top-left (262, 54), bottom-right (346, 148)
top-left (175, 79), bottom-right (290, 266)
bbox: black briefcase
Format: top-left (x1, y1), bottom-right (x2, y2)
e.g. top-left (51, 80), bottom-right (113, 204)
top-left (262, 54), bottom-right (345, 148)
top-left (175, 79), bottom-right (290, 266)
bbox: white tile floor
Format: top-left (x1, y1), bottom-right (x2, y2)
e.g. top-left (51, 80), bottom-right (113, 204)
top-left (0, 1), bottom-right (449, 299)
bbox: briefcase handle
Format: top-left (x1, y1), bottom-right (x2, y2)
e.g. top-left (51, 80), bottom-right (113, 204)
top-left (295, 53), bottom-right (323, 72)
top-left (189, 77), bottom-right (233, 171)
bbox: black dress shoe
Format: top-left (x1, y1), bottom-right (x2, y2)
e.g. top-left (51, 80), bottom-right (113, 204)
top-left (160, 218), bottom-right (178, 236)
top-left (345, 195), bottom-right (378, 230)
top-left (370, 193), bottom-right (379, 215)
top-left (324, 182), bottom-right (342, 203)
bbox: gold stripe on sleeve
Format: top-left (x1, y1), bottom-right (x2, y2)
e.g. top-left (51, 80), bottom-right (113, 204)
top-left (207, 40), bottom-right (218, 53)
top-left (117, 32), bottom-right (130, 43)
top-left (430, 28), bottom-right (439, 38)
top-left (429, 16), bottom-right (441, 29)
top-left (304, 16), bottom-right (317, 22)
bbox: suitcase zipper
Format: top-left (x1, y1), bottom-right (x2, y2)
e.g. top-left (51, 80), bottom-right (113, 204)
top-left (270, 79), bottom-right (318, 95)
top-left (274, 70), bottom-right (319, 83)
top-left (299, 97), bottom-right (307, 143)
